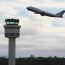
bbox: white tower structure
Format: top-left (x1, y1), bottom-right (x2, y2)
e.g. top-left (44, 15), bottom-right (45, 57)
top-left (4, 19), bottom-right (21, 65)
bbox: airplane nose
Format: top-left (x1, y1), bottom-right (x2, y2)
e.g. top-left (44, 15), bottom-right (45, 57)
top-left (26, 6), bottom-right (33, 11)
top-left (26, 7), bottom-right (31, 11)
top-left (26, 7), bottom-right (29, 10)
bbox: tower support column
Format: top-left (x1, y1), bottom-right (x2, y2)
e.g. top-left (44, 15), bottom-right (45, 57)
top-left (9, 38), bottom-right (16, 65)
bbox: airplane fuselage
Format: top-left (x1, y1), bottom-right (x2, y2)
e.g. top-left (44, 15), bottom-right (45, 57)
top-left (27, 6), bottom-right (63, 18)
top-left (41, 11), bottom-right (62, 17)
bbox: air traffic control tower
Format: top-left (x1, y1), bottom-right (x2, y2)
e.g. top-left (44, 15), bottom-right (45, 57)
top-left (4, 19), bottom-right (21, 65)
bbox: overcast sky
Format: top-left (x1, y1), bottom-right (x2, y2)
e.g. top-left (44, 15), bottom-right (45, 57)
top-left (0, 0), bottom-right (65, 57)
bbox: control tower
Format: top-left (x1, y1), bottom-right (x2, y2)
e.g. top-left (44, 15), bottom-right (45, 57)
top-left (4, 19), bottom-right (21, 65)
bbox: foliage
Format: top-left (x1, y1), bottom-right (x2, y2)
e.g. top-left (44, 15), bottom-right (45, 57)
top-left (0, 56), bottom-right (65, 65)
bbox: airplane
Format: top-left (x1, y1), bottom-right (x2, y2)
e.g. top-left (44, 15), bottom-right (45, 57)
top-left (26, 6), bottom-right (65, 18)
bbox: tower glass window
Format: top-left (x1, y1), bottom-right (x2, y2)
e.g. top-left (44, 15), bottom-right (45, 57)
top-left (5, 19), bottom-right (19, 25)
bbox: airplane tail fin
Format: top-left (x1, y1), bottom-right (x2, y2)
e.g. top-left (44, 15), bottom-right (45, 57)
top-left (56, 10), bottom-right (65, 17)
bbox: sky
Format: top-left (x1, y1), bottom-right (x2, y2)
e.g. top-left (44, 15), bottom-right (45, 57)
top-left (0, 0), bottom-right (65, 57)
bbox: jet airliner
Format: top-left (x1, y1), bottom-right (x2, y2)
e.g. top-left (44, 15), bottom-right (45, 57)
top-left (27, 6), bottom-right (65, 18)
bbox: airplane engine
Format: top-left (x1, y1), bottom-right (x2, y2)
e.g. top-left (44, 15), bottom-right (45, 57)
top-left (40, 14), bottom-right (45, 16)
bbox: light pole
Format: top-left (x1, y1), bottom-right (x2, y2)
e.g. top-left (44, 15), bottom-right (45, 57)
top-left (4, 19), bottom-right (21, 65)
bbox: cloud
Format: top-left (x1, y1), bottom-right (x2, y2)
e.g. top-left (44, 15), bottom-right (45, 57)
top-left (53, 0), bottom-right (65, 2)
top-left (0, 43), bottom-right (8, 56)
top-left (25, 0), bottom-right (65, 8)
top-left (17, 33), bottom-right (65, 50)
top-left (16, 49), bottom-right (65, 57)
